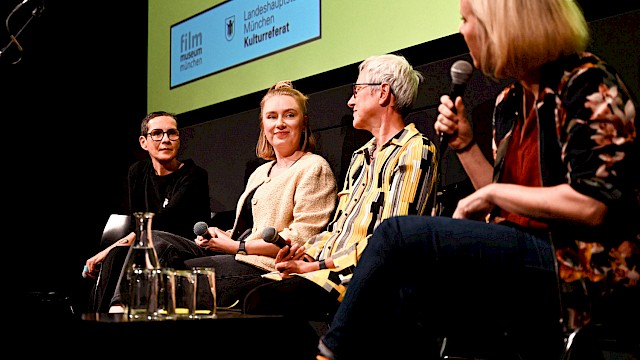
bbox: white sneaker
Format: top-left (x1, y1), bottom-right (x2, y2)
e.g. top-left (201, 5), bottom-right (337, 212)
top-left (108, 305), bottom-right (125, 314)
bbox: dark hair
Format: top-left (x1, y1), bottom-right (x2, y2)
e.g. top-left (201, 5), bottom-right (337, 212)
top-left (140, 111), bottom-right (178, 136)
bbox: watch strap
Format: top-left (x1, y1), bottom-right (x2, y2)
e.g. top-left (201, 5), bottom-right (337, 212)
top-left (237, 239), bottom-right (247, 255)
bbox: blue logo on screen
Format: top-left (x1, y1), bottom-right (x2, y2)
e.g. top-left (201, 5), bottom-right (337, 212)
top-left (179, 31), bottom-right (203, 62)
top-left (225, 15), bottom-right (235, 41)
top-left (170, 0), bottom-right (320, 88)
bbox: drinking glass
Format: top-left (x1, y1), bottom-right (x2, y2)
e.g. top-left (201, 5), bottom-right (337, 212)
top-left (127, 267), bottom-right (158, 321)
top-left (153, 268), bottom-right (177, 320)
top-left (193, 267), bottom-right (217, 319)
top-left (174, 269), bottom-right (196, 319)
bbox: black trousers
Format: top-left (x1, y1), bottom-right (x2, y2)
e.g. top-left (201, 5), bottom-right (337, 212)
top-left (184, 254), bottom-right (269, 309)
top-left (243, 276), bottom-right (340, 322)
top-left (88, 245), bottom-right (129, 313)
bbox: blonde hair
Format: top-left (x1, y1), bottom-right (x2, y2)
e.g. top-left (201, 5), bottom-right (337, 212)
top-left (256, 80), bottom-right (316, 160)
top-left (469, 0), bottom-right (589, 79)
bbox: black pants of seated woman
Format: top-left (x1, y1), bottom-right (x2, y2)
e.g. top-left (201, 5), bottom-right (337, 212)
top-left (88, 245), bottom-right (129, 313)
top-left (184, 255), bottom-right (270, 309)
top-left (186, 255), bottom-right (342, 318)
top-left (243, 276), bottom-right (341, 321)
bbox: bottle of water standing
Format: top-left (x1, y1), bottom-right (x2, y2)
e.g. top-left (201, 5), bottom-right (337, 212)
top-left (126, 211), bottom-right (160, 320)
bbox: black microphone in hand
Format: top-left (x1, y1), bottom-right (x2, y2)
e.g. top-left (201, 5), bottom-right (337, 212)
top-left (193, 221), bottom-right (212, 239)
top-left (440, 60), bottom-right (473, 154)
top-left (261, 226), bottom-right (288, 248)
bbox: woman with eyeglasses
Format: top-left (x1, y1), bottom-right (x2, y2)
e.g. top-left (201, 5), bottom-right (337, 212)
top-left (83, 111), bottom-right (212, 313)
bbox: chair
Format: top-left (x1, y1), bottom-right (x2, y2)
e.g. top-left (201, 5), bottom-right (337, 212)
top-left (99, 214), bottom-right (133, 248)
top-left (556, 239), bottom-right (640, 360)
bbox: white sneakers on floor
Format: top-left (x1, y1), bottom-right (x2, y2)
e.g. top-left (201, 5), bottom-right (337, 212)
top-left (108, 305), bottom-right (125, 314)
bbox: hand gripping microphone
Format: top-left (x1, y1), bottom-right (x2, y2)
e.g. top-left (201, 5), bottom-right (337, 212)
top-left (261, 226), bottom-right (288, 248)
top-left (440, 60), bottom-right (473, 153)
top-left (193, 221), bottom-right (212, 239)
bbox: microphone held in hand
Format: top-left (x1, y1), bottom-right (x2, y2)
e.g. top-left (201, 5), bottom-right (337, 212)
top-left (440, 60), bottom-right (473, 153)
top-left (261, 226), bottom-right (288, 248)
top-left (193, 221), bottom-right (212, 239)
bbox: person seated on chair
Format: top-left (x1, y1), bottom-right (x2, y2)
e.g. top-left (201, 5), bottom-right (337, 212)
top-left (82, 111), bottom-right (212, 313)
top-left (239, 54), bottom-right (439, 321)
top-left (110, 80), bottom-right (339, 311)
top-left (316, 1), bottom-right (639, 359)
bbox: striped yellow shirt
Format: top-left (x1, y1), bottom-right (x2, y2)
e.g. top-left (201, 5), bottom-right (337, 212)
top-left (298, 123), bottom-right (437, 301)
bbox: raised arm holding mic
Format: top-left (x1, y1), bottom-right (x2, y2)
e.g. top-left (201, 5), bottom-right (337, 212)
top-left (439, 59), bottom-right (473, 154)
top-left (432, 60), bottom-right (473, 216)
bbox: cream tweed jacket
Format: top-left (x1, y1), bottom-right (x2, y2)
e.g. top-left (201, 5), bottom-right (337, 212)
top-left (232, 152), bottom-right (337, 272)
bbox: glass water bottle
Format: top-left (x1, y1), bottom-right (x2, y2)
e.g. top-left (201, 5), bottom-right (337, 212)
top-left (126, 211), bottom-right (160, 320)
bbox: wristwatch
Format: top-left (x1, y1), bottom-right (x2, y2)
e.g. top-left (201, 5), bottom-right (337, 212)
top-left (237, 239), bottom-right (247, 255)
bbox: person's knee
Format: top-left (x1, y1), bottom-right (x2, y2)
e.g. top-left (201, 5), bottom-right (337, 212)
top-left (372, 216), bottom-right (405, 243)
top-left (372, 215), bottom-right (428, 249)
top-left (378, 215), bottom-right (438, 238)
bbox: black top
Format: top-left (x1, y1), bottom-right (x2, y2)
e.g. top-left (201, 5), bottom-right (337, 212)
top-left (127, 158), bottom-right (211, 239)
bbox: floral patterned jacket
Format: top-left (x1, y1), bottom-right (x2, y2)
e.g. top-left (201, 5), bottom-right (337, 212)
top-left (491, 52), bottom-right (639, 327)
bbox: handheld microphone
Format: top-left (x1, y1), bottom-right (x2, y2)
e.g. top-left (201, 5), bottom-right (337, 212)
top-left (261, 226), bottom-right (288, 248)
top-left (440, 60), bottom-right (473, 154)
top-left (193, 221), bottom-right (212, 239)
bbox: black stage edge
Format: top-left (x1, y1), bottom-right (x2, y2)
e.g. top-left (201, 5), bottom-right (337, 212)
top-left (17, 308), bottom-right (320, 359)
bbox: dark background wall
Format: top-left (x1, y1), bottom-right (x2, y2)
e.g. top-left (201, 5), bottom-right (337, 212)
top-left (3, 1), bottom-right (637, 313)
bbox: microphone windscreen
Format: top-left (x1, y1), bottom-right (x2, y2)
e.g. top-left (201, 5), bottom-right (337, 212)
top-left (193, 221), bottom-right (209, 237)
top-left (261, 226), bottom-right (288, 248)
top-left (450, 60), bottom-right (473, 86)
top-left (261, 226), bottom-right (277, 243)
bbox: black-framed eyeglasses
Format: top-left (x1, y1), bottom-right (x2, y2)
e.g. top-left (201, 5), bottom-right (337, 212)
top-left (147, 129), bottom-right (180, 141)
top-left (352, 83), bottom-right (382, 98)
